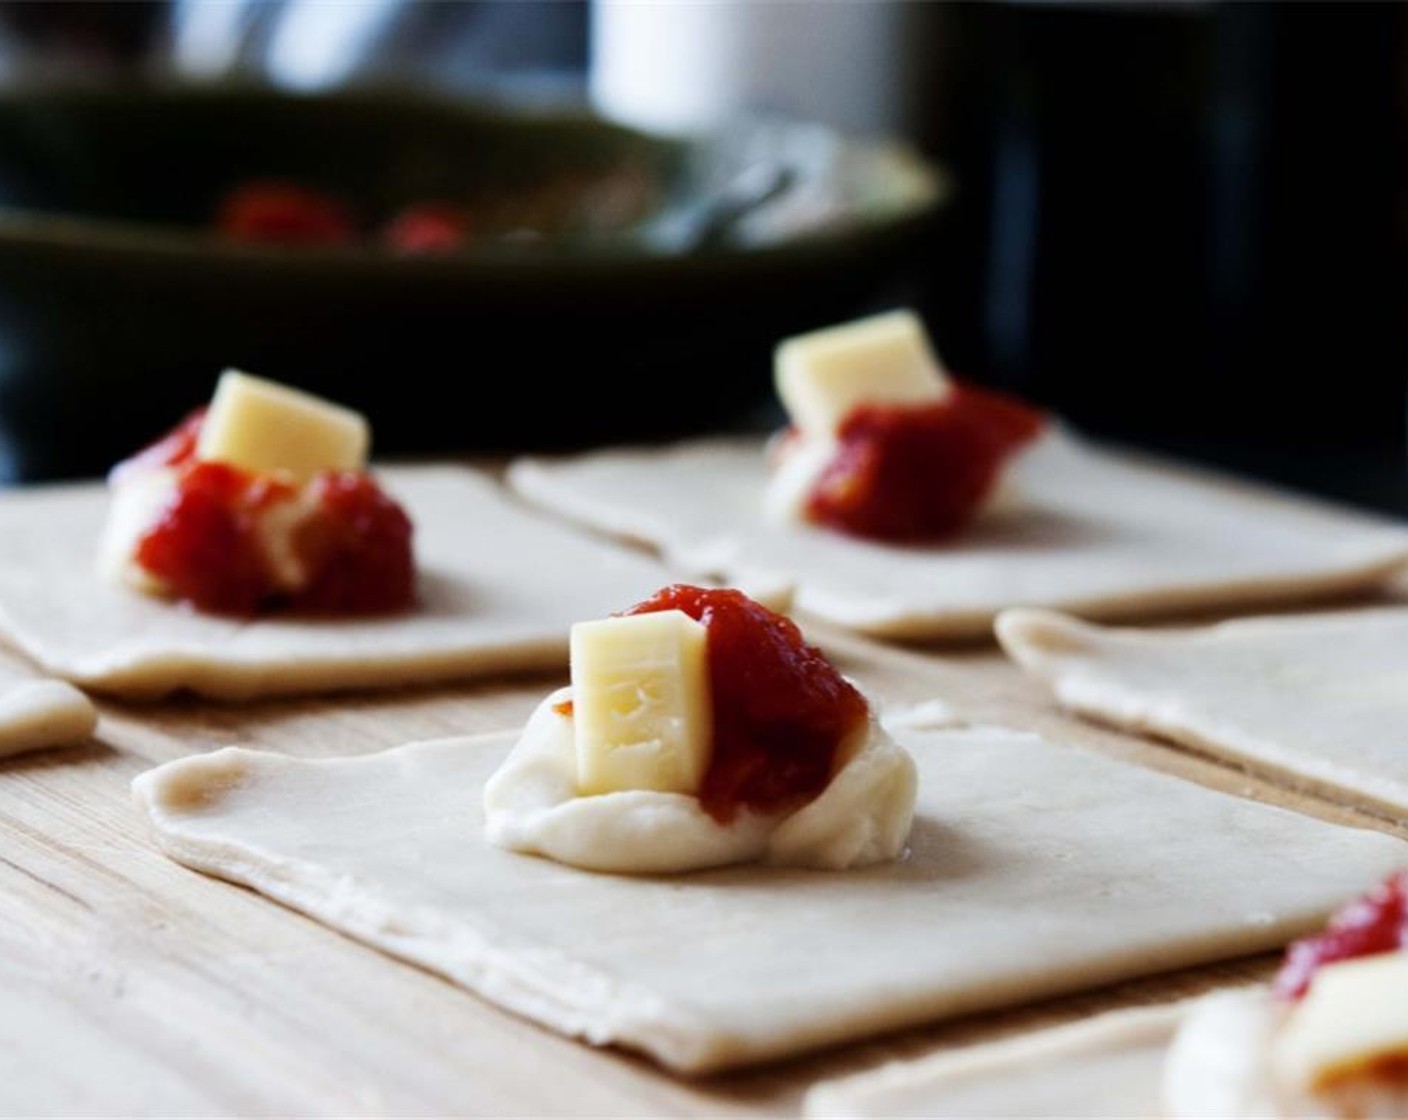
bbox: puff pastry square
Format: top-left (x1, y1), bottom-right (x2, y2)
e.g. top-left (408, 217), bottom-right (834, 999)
top-left (0, 467), bottom-right (672, 700)
top-left (509, 433), bottom-right (1408, 639)
top-left (135, 724), bottom-right (1407, 1073)
top-left (999, 606), bottom-right (1408, 821)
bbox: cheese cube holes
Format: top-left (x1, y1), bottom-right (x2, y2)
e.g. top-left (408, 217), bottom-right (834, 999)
top-left (570, 611), bottom-right (713, 796)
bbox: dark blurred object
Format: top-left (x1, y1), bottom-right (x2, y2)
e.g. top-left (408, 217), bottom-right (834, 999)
top-left (0, 86), bottom-right (941, 481)
top-left (0, 1), bottom-right (169, 69)
top-left (919, 2), bottom-right (1408, 513)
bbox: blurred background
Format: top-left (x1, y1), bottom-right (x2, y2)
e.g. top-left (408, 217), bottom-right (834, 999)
top-left (0, 0), bottom-right (1403, 515)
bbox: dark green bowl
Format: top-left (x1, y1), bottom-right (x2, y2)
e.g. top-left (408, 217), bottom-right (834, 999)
top-left (0, 86), bottom-right (946, 481)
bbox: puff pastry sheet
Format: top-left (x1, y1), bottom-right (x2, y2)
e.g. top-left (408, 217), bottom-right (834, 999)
top-left (509, 434), bottom-right (1408, 639)
top-left (0, 467), bottom-right (672, 699)
top-left (134, 724), bottom-right (1407, 1074)
top-left (0, 663), bottom-right (95, 757)
top-left (1000, 606), bottom-right (1408, 821)
top-left (804, 1002), bottom-right (1186, 1118)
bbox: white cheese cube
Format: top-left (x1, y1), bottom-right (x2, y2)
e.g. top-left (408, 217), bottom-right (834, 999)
top-left (571, 610), bottom-right (713, 796)
top-left (774, 309), bottom-right (950, 438)
top-left (1272, 952), bottom-right (1408, 1092)
top-left (196, 370), bottom-right (369, 483)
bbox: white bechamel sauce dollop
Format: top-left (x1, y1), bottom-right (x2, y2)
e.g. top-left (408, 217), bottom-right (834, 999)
top-left (1163, 989), bottom-right (1286, 1118)
top-left (1163, 988), bottom-right (1408, 1119)
top-left (98, 467), bottom-right (182, 592)
top-left (483, 687), bottom-right (918, 875)
top-left (762, 432), bottom-right (837, 524)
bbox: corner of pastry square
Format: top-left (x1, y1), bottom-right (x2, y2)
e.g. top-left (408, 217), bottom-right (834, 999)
top-left (98, 369), bottom-right (415, 617)
top-left (133, 745), bottom-right (263, 816)
top-left (1163, 869), bottom-right (1408, 1119)
top-left (483, 584), bottom-right (918, 875)
top-left (765, 308), bottom-right (1047, 542)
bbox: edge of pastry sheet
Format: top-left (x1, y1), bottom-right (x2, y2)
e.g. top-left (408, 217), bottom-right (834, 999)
top-left (996, 607), bottom-right (1408, 825)
top-left (507, 437), bottom-right (1408, 640)
top-left (803, 1001), bottom-right (1191, 1118)
top-left (0, 679), bottom-right (97, 757)
top-left (131, 745), bottom-right (726, 1072)
top-left (132, 726), bottom-right (1408, 1076)
top-left (49, 638), bottom-right (568, 704)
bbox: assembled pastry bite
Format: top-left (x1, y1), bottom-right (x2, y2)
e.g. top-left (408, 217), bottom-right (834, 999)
top-left (135, 669), bottom-right (1408, 1074)
top-left (483, 585), bottom-right (917, 873)
top-left (509, 309), bottom-right (1408, 640)
top-left (766, 310), bottom-right (1045, 541)
top-left (100, 371), bottom-right (414, 616)
top-left (1164, 871), bottom-right (1408, 1118)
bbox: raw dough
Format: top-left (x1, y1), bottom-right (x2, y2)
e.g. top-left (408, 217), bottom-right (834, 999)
top-left (0, 664), bottom-right (96, 757)
top-left (998, 606), bottom-right (1408, 821)
top-left (0, 467), bottom-right (673, 700)
top-left (483, 689), bottom-right (917, 873)
top-left (805, 1002), bottom-right (1187, 1118)
top-left (508, 432), bottom-right (1408, 639)
top-left (134, 723), bottom-right (1408, 1074)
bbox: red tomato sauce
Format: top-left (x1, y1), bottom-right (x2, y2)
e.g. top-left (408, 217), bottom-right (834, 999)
top-left (121, 416), bottom-right (414, 617)
top-left (383, 203), bottom-right (472, 253)
top-left (135, 461), bottom-right (297, 615)
top-left (216, 181), bottom-right (356, 247)
top-left (290, 472), bottom-right (415, 614)
top-left (805, 384), bottom-right (1045, 541)
top-left (1274, 871), bottom-right (1408, 999)
top-left (625, 586), bottom-right (868, 823)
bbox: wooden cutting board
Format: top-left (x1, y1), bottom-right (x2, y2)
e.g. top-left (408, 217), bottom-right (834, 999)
top-left (1, 490), bottom-right (1406, 1115)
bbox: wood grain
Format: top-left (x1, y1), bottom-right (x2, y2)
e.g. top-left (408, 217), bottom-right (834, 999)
top-left (0, 581), bottom-right (1406, 1113)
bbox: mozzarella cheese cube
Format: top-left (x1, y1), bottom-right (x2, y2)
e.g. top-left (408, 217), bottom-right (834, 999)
top-left (570, 610), bottom-right (713, 796)
top-left (1272, 952), bottom-right (1408, 1092)
top-left (774, 309), bottom-right (950, 438)
top-left (196, 370), bottom-right (370, 483)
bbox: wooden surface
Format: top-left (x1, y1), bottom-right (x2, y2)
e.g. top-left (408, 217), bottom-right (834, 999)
top-left (2, 540), bottom-right (1407, 1113)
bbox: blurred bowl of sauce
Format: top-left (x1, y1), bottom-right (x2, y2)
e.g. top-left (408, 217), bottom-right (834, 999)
top-left (0, 85), bottom-right (945, 480)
